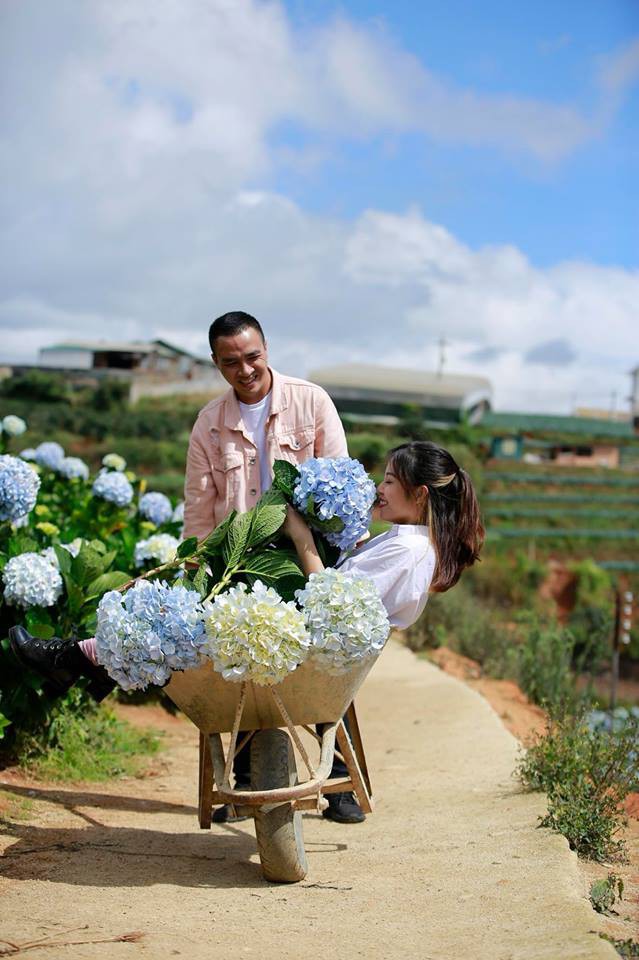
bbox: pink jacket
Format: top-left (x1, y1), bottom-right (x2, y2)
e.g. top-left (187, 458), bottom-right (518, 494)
top-left (183, 368), bottom-right (348, 542)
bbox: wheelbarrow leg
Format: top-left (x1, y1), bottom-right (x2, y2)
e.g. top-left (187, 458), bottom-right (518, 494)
top-left (198, 731), bottom-right (214, 829)
top-left (335, 713), bottom-right (374, 815)
top-left (344, 702), bottom-right (372, 798)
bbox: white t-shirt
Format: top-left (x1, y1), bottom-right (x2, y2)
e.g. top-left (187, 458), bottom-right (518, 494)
top-left (239, 392), bottom-right (272, 493)
top-left (337, 524), bottom-right (436, 629)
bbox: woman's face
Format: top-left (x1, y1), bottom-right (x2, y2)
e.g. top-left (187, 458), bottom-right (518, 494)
top-left (375, 464), bottom-right (426, 525)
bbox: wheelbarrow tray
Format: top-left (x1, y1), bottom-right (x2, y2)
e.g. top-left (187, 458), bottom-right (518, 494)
top-left (163, 654), bottom-right (379, 734)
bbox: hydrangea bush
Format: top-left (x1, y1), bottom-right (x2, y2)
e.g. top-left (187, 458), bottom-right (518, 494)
top-left (296, 568), bottom-right (390, 673)
top-left (2, 552), bottom-right (64, 608)
top-left (2, 415), bottom-right (27, 437)
top-left (95, 580), bottom-right (208, 691)
top-left (102, 453), bottom-right (127, 472)
top-left (139, 491), bottom-right (173, 526)
top-left (0, 455), bottom-right (41, 522)
top-left (92, 469), bottom-right (134, 507)
top-left (203, 580), bottom-right (311, 685)
top-left (292, 456), bottom-right (376, 550)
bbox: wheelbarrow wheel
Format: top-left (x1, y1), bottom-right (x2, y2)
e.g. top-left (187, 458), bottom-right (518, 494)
top-left (251, 728), bottom-right (308, 883)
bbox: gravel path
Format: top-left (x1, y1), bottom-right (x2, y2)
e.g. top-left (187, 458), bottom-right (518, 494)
top-left (0, 640), bottom-right (616, 960)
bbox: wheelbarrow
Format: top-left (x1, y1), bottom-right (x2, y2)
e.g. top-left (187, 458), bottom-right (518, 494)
top-left (163, 654), bottom-right (378, 883)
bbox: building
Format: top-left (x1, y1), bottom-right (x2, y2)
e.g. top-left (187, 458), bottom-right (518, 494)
top-left (32, 338), bottom-right (223, 401)
top-left (309, 364), bottom-right (492, 425)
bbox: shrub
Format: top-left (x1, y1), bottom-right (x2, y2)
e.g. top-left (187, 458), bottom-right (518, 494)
top-left (517, 707), bottom-right (639, 861)
top-left (1, 370), bottom-right (71, 404)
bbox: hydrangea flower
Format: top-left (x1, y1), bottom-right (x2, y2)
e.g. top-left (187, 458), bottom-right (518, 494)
top-left (134, 533), bottom-right (180, 568)
top-left (172, 501), bottom-right (185, 523)
top-left (293, 457), bottom-right (376, 551)
top-left (41, 539), bottom-right (83, 568)
top-left (0, 454), bottom-right (41, 522)
top-left (92, 469), bottom-right (134, 507)
top-left (102, 453), bottom-right (127, 472)
top-left (203, 580), bottom-right (310, 685)
top-left (58, 456), bottom-right (90, 481)
top-left (295, 568), bottom-right (390, 673)
top-left (139, 491), bottom-right (173, 526)
top-left (95, 579), bottom-right (207, 691)
top-left (19, 448), bottom-right (37, 461)
top-left (2, 552), bottom-right (64, 608)
top-left (34, 441), bottom-right (65, 471)
top-left (2, 415), bottom-right (27, 437)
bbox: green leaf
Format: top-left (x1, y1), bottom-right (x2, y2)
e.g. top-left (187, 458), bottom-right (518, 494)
top-left (88, 539), bottom-right (107, 555)
top-left (223, 510), bottom-right (254, 568)
top-left (177, 536), bottom-right (198, 559)
top-left (85, 571), bottom-right (131, 600)
top-left (201, 510), bottom-right (237, 557)
top-left (71, 544), bottom-right (107, 587)
top-left (28, 623), bottom-right (56, 640)
top-left (241, 550), bottom-right (303, 581)
top-left (272, 459), bottom-right (299, 500)
top-left (257, 488), bottom-right (286, 507)
top-left (53, 544), bottom-right (73, 575)
top-left (247, 503), bottom-right (285, 549)
top-left (193, 565), bottom-right (209, 598)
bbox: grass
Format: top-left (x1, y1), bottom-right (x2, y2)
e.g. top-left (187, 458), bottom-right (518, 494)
top-left (19, 690), bottom-right (161, 782)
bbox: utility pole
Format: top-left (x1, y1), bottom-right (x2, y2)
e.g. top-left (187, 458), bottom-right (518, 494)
top-left (437, 337), bottom-right (447, 378)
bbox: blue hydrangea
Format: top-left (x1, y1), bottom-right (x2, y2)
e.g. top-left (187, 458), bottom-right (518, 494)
top-left (95, 580), bottom-right (207, 691)
top-left (139, 491), bottom-right (173, 526)
top-left (2, 552), bottom-right (64, 608)
top-left (2, 415), bottom-right (27, 437)
top-left (19, 448), bottom-right (37, 461)
top-left (293, 457), bottom-right (376, 551)
top-left (172, 501), bottom-right (185, 523)
top-left (92, 469), bottom-right (134, 507)
top-left (58, 456), bottom-right (90, 481)
top-left (0, 454), bottom-right (41, 522)
top-left (34, 441), bottom-right (65, 471)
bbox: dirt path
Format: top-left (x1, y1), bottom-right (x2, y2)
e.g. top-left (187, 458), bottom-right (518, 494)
top-left (0, 641), bottom-right (618, 960)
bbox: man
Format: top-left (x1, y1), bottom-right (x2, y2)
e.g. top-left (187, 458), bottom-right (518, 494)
top-left (185, 312), bottom-right (364, 825)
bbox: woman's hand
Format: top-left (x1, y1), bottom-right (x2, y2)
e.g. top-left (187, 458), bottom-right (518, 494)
top-left (282, 505), bottom-right (324, 576)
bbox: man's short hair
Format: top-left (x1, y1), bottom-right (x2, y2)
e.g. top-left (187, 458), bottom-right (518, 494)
top-left (209, 312), bottom-right (265, 354)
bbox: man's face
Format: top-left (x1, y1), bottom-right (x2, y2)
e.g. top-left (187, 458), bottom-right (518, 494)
top-left (212, 327), bottom-right (271, 404)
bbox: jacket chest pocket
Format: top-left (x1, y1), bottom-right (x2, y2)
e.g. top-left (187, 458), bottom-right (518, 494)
top-left (275, 427), bottom-right (315, 464)
top-left (212, 450), bottom-right (244, 498)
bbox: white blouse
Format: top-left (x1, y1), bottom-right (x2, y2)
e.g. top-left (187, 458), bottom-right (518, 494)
top-left (337, 524), bottom-right (436, 629)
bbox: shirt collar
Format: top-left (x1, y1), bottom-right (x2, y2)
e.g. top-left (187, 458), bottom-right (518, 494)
top-left (389, 524), bottom-right (429, 537)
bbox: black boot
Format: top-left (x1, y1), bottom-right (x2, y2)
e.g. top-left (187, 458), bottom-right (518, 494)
top-left (9, 626), bottom-right (115, 702)
top-left (322, 792), bottom-right (365, 824)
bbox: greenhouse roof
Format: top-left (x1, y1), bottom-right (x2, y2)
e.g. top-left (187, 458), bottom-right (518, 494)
top-left (483, 411), bottom-right (635, 438)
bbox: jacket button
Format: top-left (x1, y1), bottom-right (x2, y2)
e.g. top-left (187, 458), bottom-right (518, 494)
top-left (291, 439), bottom-right (300, 449)
top-left (250, 488), bottom-right (257, 496)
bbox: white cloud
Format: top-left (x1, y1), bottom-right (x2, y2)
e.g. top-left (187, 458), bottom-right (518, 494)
top-left (0, 1), bottom-right (636, 414)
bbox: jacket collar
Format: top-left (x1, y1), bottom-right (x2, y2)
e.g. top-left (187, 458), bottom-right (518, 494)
top-left (222, 367), bottom-right (285, 430)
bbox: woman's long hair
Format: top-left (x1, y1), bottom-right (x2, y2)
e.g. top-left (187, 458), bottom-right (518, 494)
top-left (388, 441), bottom-right (484, 592)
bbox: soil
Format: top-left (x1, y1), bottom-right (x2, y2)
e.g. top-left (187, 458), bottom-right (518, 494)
top-left (0, 640), bottom-right (627, 960)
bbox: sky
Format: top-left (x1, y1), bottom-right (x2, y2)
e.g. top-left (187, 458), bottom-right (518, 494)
top-left (1, 0), bottom-right (638, 413)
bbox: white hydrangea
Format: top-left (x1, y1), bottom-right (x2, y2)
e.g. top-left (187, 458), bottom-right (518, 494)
top-left (2, 415), bottom-right (27, 437)
top-left (102, 453), bottom-right (127, 472)
top-left (203, 580), bottom-right (311, 685)
top-left (2, 552), bottom-right (64, 608)
top-left (295, 568), bottom-right (390, 673)
top-left (134, 533), bottom-right (180, 568)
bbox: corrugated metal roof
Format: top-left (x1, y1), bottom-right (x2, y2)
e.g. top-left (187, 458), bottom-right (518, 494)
top-left (309, 364), bottom-right (491, 404)
top-left (40, 339), bottom-right (208, 362)
top-left (483, 411), bottom-right (635, 438)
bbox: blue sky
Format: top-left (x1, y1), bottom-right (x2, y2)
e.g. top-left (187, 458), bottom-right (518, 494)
top-left (273, 0), bottom-right (639, 266)
top-left (0, 0), bottom-right (637, 412)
